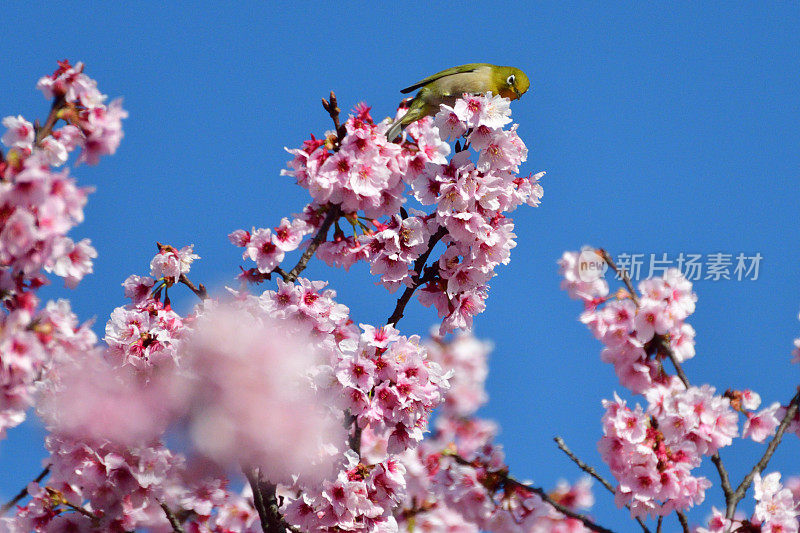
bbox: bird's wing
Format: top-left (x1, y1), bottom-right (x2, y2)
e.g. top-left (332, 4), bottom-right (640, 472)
top-left (399, 63), bottom-right (487, 94)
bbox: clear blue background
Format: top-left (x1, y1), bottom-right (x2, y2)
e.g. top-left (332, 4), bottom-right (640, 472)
top-left (2, 3), bottom-right (798, 531)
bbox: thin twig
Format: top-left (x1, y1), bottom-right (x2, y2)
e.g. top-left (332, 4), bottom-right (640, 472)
top-left (387, 226), bottom-right (447, 325)
top-left (599, 249), bottom-right (639, 307)
top-left (45, 488), bottom-right (99, 523)
top-left (321, 91), bottom-right (347, 148)
top-left (504, 477), bottom-right (616, 533)
top-left (657, 337), bottom-right (690, 389)
top-left (554, 437), bottom-right (651, 533)
top-left (656, 516), bottom-right (663, 533)
top-left (449, 454), bottom-right (616, 533)
top-left (554, 437), bottom-right (616, 494)
top-left (160, 502), bottom-right (186, 533)
top-left (726, 390), bottom-right (800, 519)
top-left (285, 205), bottom-right (341, 283)
top-left (0, 466), bottom-right (50, 514)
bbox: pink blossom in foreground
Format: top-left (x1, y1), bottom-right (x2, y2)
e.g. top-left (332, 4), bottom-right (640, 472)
top-left (178, 306), bottom-right (346, 484)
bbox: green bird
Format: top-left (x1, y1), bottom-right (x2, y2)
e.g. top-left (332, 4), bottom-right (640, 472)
top-left (386, 63), bottom-right (530, 141)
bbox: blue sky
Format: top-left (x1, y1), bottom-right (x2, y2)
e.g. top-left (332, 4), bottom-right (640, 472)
top-left (2, 3), bottom-right (799, 530)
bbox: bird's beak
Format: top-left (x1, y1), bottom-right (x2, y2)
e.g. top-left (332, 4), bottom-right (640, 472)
top-left (513, 86), bottom-right (522, 99)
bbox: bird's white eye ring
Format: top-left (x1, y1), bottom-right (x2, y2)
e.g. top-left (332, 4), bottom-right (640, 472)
top-left (507, 74), bottom-right (516, 85)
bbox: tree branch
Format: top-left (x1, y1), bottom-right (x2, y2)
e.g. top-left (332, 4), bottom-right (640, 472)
top-left (245, 467), bottom-right (297, 533)
top-left (676, 511), bottom-right (689, 533)
top-left (34, 95), bottom-right (66, 146)
top-left (726, 390), bottom-right (800, 519)
top-left (178, 273), bottom-right (208, 300)
top-left (321, 91), bottom-right (347, 149)
top-left (600, 249), bottom-right (640, 307)
top-left (0, 466), bottom-right (50, 515)
top-left (449, 454), bottom-right (616, 533)
top-left (160, 502), bottom-right (186, 533)
top-left (285, 204), bottom-right (341, 283)
top-left (504, 476), bottom-right (617, 533)
top-left (554, 437), bottom-right (651, 533)
top-left (387, 226), bottom-right (447, 326)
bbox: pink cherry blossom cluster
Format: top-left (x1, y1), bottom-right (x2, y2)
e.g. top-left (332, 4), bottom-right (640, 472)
top-left (697, 473), bottom-right (800, 532)
top-left (599, 379), bottom-right (738, 517)
top-left (281, 451), bottom-right (407, 532)
top-left (560, 250), bottom-right (697, 393)
top-left (282, 103), bottom-right (439, 218)
top-left (403, 97), bottom-right (543, 333)
top-left (561, 247), bottom-right (800, 526)
top-left (424, 330), bottom-right (491, 417)
top-left (393, 332), bottom-right (595, 533)
top-left (0, 298), bottom-right (96, 439)
top-left (230, 217), bottom-right (313, 275)
top-left (149, 244), bottom-right (200, 286)
top-left (334, 323), bottom-right (450, 454)
top-left (35, 60), bottom-right (128, 166)
top-left (104, 276), bottom-right (186, 370)
top-left (237, 93), bottom-right (542, 333)
top-left (6, 426), bottom-right (264, 531)
top-left (3, 435), bottom-right (185, 532)
top-left (0, 60), bottom-right (128, 292)
top-left (0, 61), bottom-right (125, 440)
top-left (250, 278), bottom-right (454, 531)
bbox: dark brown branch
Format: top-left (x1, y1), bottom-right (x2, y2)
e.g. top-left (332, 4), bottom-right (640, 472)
top-left (271, 266), bottom-right (289, 282)
top-left (0, 466), bottom-right (50, 514)
top-left (726, 390), bottom-right (800, 519)
top-left (346, 411), bottom-right (362, 455)
top-left (178, 273), bottom-right (208, 300)
top-left (285, 204), bottom-right (341, 283)
top-left (245, 468), bottom-right (297, 533)
top-left (710, 451), bottom-right (734, 504)
top-left (34, 95), bottom-right (66, 146)
top-left (160, 502), bottom-right (186, 533)
top-left (321, 91), bottom-right (347, 148)
top-left (554, 437), bottom-right (651, 533)
top-left (599, 249), bottom-right (640, 307)
top-left (676, 511), bottom-right (689, 533)
top-left (658, 337), bottom-right (690, 389)
top-left (387, 226), bottom-right (447, 326)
